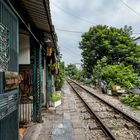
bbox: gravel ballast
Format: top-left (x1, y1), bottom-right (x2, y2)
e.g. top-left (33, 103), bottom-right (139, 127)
top-left (82, 85), bottom-right (140, 123)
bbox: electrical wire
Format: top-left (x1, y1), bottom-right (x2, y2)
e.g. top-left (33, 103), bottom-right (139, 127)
top-left (56, 28), bottom-right (83, 34)
top-left (133, 33), bottom-right (140, 34)
top-left (52, 1), bottom-right (140, 36)
top-left (61, 49), bottom-right (81, 63)
top-left (56, 28), bottom-right (140, 36)
top-left (51, 2), bottom-right (96, 25)
top-left (61, 46), bottom-right (81, 57)
top-left (59, 42), bottom-right (82, 61)
top-left (119, 0), bottom-right (140, 17)
top-left (60, 35), bottom-right (81, 42)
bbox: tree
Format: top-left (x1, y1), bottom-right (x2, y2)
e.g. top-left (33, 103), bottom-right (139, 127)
top-left (66, 64), bottom-right (83, 80)
top-left (92, 56), bottom-right (107, 84)
top-left (79, 25), bottom-right (140, 74)
top-left (101, 64), bottom-right (140, 89)
top-left (66, 64), bottom-right (78, 78)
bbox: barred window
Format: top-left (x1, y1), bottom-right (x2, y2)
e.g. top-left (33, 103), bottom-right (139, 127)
top-left (0, 23), bottom-right (9, 71)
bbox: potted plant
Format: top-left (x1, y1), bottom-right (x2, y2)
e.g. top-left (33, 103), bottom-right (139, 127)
top-left (50, 91), bottom-right (61, 107)
top-left (49, 62), bottom-right (59, 75)
top-left (47, 47), bottom-right (52, 56)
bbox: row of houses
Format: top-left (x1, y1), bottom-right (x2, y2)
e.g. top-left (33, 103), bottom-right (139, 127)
top-left (0, 0), bottom-right (59, 140)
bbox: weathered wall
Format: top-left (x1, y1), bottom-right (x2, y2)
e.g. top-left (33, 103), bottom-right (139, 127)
top-left (19, 34), bottom-right (30, 64)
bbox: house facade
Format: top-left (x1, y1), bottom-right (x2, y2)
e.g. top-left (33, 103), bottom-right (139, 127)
top-left (0, 0), bottom-right (58, 140)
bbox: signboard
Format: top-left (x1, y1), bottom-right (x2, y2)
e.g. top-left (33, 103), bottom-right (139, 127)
top-left (0, 23), bottom-right (9, 72)
top-left (4, 71), bottom-right (19, 90)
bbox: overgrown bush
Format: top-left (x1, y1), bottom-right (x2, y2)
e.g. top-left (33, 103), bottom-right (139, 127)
top-left (55, 62), bottom-right (66, 91)
top-left (92, 56), bottom-right (107, 84)
top-left (101, 64), bottom-right (140, 89)
top-left (121, 93), bottom-right (140, 108)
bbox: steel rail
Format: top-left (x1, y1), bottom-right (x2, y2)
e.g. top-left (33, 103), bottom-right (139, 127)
top-left (68, 79), bottom-right (140, 128)
top-left (67, 80), bottom-right (118, 140)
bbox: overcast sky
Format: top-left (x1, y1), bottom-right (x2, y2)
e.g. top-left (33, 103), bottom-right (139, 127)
top-left (50, 0), bottom-right (140, 65)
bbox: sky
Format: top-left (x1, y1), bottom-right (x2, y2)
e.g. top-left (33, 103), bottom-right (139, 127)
top-left (50, 0), bottom-right (140, 65)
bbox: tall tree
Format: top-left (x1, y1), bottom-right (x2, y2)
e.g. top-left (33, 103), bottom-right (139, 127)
top-left (66, 64), bottom-right (78, 78)
top-left (79, 25), bottom-right (140, 74)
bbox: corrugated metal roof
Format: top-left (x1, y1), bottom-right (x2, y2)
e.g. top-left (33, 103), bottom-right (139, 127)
top-left (21, 0), bottom-right (57, 52)
top-left (9, 0), bottom-right (58, 53)
top-left (20, 0), bottom-right (52, 33)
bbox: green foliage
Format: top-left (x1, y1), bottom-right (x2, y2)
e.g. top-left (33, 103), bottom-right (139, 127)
top-left (66, 64), bottom-right (81, 80)
top-left (51, 91), bottom-right (61, 102)
top-left (55, 62), bottom-right (66, 91)
top-left (101, 64), bottom-right (140, 89)
top-left (66, 64), bottom-right (77, 78)
top-left (79, 25), bottom-right (140, 74)
top-left (121, 93), bottom-right (140, 108)
top-left (92, 56), bottom-right (107, 83)
top-left (82, 79), bottom-right (93, 85)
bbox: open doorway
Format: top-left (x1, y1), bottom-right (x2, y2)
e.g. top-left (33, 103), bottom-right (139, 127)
top-left (19, 65), bottom-right (33, 126)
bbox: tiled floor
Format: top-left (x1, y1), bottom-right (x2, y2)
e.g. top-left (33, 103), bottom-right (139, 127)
top-left (23, 84), bottom-right (87, 140)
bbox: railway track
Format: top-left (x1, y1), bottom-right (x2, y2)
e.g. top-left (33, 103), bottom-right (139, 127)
top-left (67, 79), bottom-right (140, 140)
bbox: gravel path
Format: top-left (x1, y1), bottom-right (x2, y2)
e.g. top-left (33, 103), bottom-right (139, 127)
top-left (82, 85), bottom-right (140, 123)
